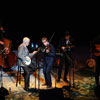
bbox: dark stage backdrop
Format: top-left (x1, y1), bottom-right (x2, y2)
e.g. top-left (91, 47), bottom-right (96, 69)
top-left (0, 8), bottom-right (100, 50)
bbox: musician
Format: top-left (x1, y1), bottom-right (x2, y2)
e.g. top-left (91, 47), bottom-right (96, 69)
top-left (18, 37), bottom-right (37, 91)
top-left (57, 31), bottom-right (73, 83)
top-left (42, 37), bottom-right (55, 88)
top-left (94, 38), bottom-right (100, 86)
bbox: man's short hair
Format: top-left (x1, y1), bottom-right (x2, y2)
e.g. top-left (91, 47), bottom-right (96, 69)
top-left (42, 37), bottom-right (48, 42)
top-left (23, 37), bottom-right (30, 43)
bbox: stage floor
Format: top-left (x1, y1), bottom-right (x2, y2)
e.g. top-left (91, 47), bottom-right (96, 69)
top-left (0, 65), bottom-right (99, 100)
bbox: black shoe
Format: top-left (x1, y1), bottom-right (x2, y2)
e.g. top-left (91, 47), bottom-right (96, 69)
top-left (42, 83), bottom-right (47, 86)
top-left (64, 80), bottom-right (69, 83)
top-left (47, 85), bottom-right (52, 88)
top-left (57, 79), bottom-right (60, 82)
top-left (96, 83), bottom-right (100, 86)
top-left (57, 80), bottom-right (60, 83)
top-left (65, 80), bottom-right (71, 85)
top-left (24, 87), bottom-right (29, 91)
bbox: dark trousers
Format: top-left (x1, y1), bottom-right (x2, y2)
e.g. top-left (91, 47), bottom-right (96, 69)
top-left (43, 57), bottom-right (54, 86)
top-left (22, 64), bottom-right (35, 88)
top-left (58, 54), bottom-right (71, 81)
top-left (95, 56), bottom-right (100, 85)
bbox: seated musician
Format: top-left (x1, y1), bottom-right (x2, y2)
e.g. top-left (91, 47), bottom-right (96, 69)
top-left (57, 30), bottom-right (74, 83)
top-left (17, 37), bottom-right (37, 91)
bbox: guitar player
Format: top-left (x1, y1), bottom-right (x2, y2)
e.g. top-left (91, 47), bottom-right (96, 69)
top-left (18, 37), bottom-right (37, 91)
top-left (57, 30), bottom-right (74, 84)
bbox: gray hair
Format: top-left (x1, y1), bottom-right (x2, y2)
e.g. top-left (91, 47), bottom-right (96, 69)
top-left (23, 37), bottom-right (30, 43)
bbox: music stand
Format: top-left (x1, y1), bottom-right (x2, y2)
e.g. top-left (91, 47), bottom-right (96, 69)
top-left (29, 47), bottom-right (42, 93)
top-left (34, 52), bottom-right (41, 91)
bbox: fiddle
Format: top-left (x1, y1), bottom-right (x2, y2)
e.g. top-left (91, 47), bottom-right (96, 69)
top-left (38, 45), bottom-right (50, 53)
top-left (41, 33), bottom-right (54, 53)
top-left (45, 45), bottom-right (50, 53)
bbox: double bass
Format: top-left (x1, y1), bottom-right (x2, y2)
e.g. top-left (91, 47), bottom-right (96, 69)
top-left (0, 26), bottom-right (17, 69)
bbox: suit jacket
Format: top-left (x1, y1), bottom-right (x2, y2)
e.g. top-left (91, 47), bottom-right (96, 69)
top-left (44, 44), bottom-right (56, 58)
top-left (17, 43), bottom-right (33, 66)
top-left (58, 37), bottom-right (73, 53)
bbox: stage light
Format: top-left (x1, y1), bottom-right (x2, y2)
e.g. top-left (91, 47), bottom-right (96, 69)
top-left (31, 43), bottom-right (34, 48)
top-left (35, 44), bottom-right (38, 48)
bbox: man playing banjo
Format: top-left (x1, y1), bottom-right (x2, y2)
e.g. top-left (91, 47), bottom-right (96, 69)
top-left (18, 37), bottom-right (37, 91)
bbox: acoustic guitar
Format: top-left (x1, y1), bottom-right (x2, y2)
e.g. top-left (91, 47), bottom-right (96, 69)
top-left (62, 45), bottom-right (75, 52)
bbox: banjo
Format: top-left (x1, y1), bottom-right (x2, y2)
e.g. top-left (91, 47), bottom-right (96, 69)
top-left (22, 56), bottom-right (31, 66)
top-left (22, 49), bottom-right (40, 66)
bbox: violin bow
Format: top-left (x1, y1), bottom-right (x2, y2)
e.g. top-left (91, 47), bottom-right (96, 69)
top-left (48, 32), bottom-right (55, 43)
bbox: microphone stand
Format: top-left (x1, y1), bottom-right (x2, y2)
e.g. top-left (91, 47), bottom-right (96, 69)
top-left (36, 50), bottom-right (41, 92)
top-left (32, 47), bottom-right (40, 92)
top-left (72, 62), bottom-right (75, 88)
